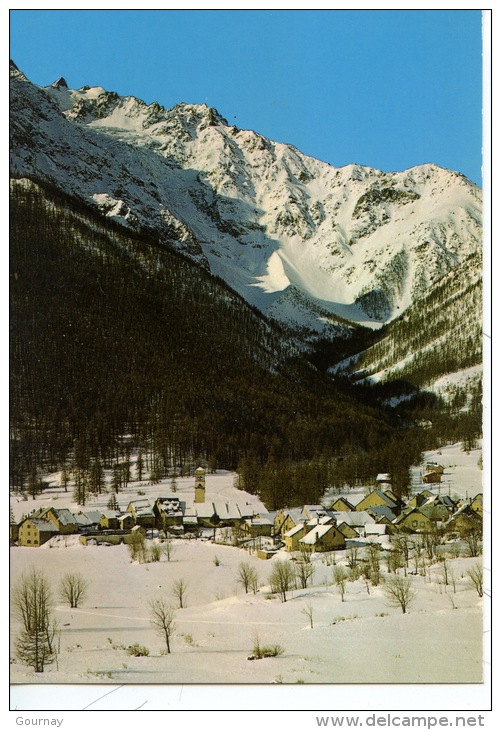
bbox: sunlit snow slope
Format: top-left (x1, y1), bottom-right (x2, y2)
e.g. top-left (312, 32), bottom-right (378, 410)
top-left (10, 62), bottom-right (482, 334)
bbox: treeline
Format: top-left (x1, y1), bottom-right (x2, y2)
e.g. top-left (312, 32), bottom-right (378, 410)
top-left (237, 430), bottom-right (424, 509)
top-left (11, 179), bottom-right (417, 507)
top-left (343, 252), bottom-right (482, 388)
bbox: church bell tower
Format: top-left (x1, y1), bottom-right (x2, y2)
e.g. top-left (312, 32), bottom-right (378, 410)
top-left (195, 467), bottom-right (206, 503)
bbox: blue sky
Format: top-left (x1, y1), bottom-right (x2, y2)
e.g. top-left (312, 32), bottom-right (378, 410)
top-left (10, 9), bottom-right (483, 185)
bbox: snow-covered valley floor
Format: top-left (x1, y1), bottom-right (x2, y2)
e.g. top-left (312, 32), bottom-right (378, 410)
top-left (10, 444), bottom-right (485, 685)
top-left (9, 537), bottom-right (484, 685)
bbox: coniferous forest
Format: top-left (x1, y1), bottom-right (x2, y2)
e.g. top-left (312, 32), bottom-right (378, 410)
top-left (10, 179), bottom-right (482, 509)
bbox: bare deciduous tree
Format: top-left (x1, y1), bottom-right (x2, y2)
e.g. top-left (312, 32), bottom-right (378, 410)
top-left (365, 542), bottom-right (382, 585)
top-left (13, 568), bottom-right (59, 672)
top-left (382, 574), bottom-right (416, 614)
top-left (172, 578), bottom-right (188, 608)
top-left (333, 565), bottom-right (348, 602)
top-left (269, 560), bottom-right (296, 602)
top-left (393, 534), bottom-right (412, 572)
top-left (346, 546), bottom-right (359, 572)
top-left (439, 560), bottom-right (450, 588)
top-left (295, 555), bottom-right (315, 589)
top-left (149, 599), bottom-right (176, 654)
top-left (59, 572), bottom-right (88, 608)
top-left (237, 562), bottom-right (258, 594)
top-left (466, 562), bottom-right (483, 597)
top-left (301, 602), bottom-right (314, 629)
top-left (127, 530), bottom-right (147, 563)
top-left (161, 537), bottom-right (174, 562)
top-left (460, 526), bottom-right (482, 558)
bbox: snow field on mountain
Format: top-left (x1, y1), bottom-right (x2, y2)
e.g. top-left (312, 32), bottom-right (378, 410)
top-left (11, 67), bottom-right (483, 333)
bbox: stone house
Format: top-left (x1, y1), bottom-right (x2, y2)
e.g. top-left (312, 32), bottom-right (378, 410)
top-left (299, 523), bottom-right (346, 552)
top-left (18, 517), bottom-right (58, 546)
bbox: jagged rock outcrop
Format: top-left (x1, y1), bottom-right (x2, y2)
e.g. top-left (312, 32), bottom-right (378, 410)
top-left (10, 62), bottom-right (482, 336)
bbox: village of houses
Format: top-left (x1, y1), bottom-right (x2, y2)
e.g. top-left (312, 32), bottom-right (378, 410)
top-left (11, 464), bottom-right (483, 554)
top-left (9, 442), bottom-right (485, 684)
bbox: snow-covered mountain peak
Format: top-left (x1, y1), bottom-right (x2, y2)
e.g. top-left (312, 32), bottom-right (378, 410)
top-left (51, 76), bottom-right (68, 89)
top-left (10, 65), bottom-right (482, 335)
top-left (9, 60), bottom-right (28, 82)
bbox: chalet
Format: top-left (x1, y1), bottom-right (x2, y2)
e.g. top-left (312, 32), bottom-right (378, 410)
top-left (154, 497), bottom-right (184, 529)
top-left (299, 523), bottom-right (346, 553)
top-left (426, 462), bottom-right (444, 474)
top-left (393, 507), bottom-right (434, 532)
top-left (117, 513), bottom-right (135, 531)
top-left (99, 509), bottom-right (120, 530)
top-left (306, 513), bottom-right (335, 529)
top-left (194, 499), bottom-right (242, 528)
top-left (31, 507), bottom-right (79, 535)
top-left (418, 495), bottom-right (456, 522)
top-left (445, 504), bottom-right (482, 533)
top-left (407, 490), bottom-right (434, 510)
top-left (470, 494), bottom-right (483, 516)
top-left (85, 510), bottom-right (106, 528)
top-left (383, 489), bottom-right (402, 505)
top-left (10, 521), bottom-right (20, 543)
top-left (273, 508), bottom-right (304, 538)
top-left (284, 522), bottom-right (310, 552)
top-left (302, 505), bottom-right (325, 520)
top-left (73, 511), bottom-right (96, 532)
top-left (329, 497), bottom-right (355, 512)
top-left (332, 510), bottom-right (375, 537)
top-left (423, 471), bottom-right (442, 484)
top-left (18, 517), bottom-right (58, 547)
top-left (364, 523), bottom-right (388, 538)
top-left (356, 490), bottom-right (398, 514)
top-left (240, 515), bottom-right (274, 539)
top-left (336, 521), bottom-right (359, 539)
top-left (127, 499), bottom-right (155, 527)
top-left (376, 473), bottom-right (391, 486)
top-left (366, 504), bottom-right (397, 524)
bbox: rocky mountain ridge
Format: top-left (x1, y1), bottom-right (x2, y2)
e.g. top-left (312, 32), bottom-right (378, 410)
top-left (10, 61), bottom-right (482, 336)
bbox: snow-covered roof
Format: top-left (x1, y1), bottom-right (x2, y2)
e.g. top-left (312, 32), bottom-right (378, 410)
top-left (365, 523), bottom-right (387, 535)
top-left (73, 512), bottom-right (93, 526)
top-left (277, 508), bottom-right (304, 524)
top-left (300, 524), bottom-right (335, 545)
top-left (376, 473), bottom-right (391, 482)
top-left (83, 510), bottom-right (104, 523)
top-left (245, 515), bottom-right (273, 526)
top-left (284, 523), bottom-right (306, 538)
top-left (330, 497), bottom-right (355, 509)
top-left (366, 505), bottom-right (396, 522)
top-left (302, 504), bottom-right (324, 516)
top-left (307, 514), bottom-right (334, 526)
top-left (26, 518), bottom-right (57, 532)
top-left (195, 499), bottom-right (242, 521)
top-left (50, 508), bottom-right (77, 525)
top-left (333, 510), bottom-right (375, 526)
top-left (100, 509), bottom-right (119, 519)
top-left (372, 490), bottom-right (398, 508)
top-left (156, 497), bottom-right (184, 515)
